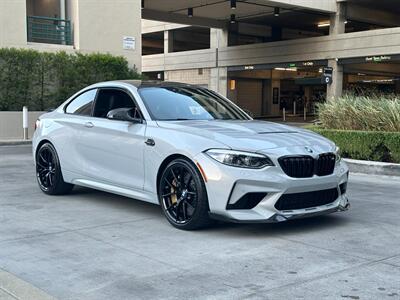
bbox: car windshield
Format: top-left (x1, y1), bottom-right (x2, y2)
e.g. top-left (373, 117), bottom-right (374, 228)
top-left (138, 86), bottom-right (250, 121)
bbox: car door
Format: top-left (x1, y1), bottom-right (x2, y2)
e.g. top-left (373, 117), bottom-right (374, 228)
top-left (58, 88), bottom-right (98, 176)
top-left (78, 88), bottom-right (146, 190)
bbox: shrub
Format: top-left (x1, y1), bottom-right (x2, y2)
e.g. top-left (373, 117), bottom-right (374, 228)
top-left (0, 48), bottom-right (142, 111)
top-left (307, 127), bottom-right (400, 163)
top-left (317, 94), bottom-right (400, 132)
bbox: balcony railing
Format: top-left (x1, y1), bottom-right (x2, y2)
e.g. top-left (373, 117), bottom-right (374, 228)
top-left (27, 16), bottom-right (72, 45)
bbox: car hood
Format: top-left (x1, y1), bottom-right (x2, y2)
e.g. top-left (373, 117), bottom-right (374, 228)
top-left (156, 120), bottom-right (334, 152)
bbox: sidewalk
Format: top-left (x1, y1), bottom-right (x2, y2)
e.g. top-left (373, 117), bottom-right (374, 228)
top-left (0, 269), bottom-right (55, 300)
top-left (0, 140), bottom-right (31, 146)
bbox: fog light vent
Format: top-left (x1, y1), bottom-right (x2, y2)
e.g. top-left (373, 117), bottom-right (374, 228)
top-left (227, 192), bottom-right (267, 210)
top-left (339, 182), bottom-right (347, 195)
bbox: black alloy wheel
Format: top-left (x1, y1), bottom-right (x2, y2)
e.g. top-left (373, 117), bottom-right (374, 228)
top-left (159, 158), bottom-right (212, 230)
top-left (36, 143), bottom-right (73, 195)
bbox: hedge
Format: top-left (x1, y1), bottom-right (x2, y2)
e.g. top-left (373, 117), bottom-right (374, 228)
top-left (307, 127), bottom-right (400, 163)
top-left (0, 48), bottom-right (142, 111)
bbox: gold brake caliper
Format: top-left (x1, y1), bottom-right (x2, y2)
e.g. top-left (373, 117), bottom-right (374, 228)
top-left (171, 179), bottom-right (178, 204)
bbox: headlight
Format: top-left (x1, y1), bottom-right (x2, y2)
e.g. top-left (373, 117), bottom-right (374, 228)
top-left (335, 146), bottom-right (342, 163)
top-left (205, 149), bottom-right (274, 169)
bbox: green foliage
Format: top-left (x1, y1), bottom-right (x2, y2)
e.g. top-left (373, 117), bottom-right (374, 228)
top-left (317, 93), bottom-right (400, 132)
top-left (0, 48), bottom-right (142, 111)
top-left (307, 126), bottom-right (400, 163)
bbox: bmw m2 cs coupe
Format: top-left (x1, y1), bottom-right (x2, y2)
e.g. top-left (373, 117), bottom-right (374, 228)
top-left (33, 80), bottom-right (350, 230)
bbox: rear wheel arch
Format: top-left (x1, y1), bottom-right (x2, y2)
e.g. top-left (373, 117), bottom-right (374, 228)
top-left (35, 140), bottom-right (65, 176)
top-left (35, 141), bottom-right (73, 195)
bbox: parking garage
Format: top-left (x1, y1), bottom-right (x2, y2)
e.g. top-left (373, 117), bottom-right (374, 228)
top-left (227, 60), bottom-right (329, 117)
top-left (340, 55), bottom-right (400, 95)
top-left (141, 0), bottom-right (400, 117)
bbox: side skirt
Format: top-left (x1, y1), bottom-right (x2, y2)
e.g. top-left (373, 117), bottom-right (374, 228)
top-left (72, 178), bottom-right (159, 205)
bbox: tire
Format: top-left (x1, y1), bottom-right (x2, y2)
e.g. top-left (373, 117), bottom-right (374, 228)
top-left (36, 142), bottom-right (74, 195)
top-left (158, 158), bottom-right (213, 230)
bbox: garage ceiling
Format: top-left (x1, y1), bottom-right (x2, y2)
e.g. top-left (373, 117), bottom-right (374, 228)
top-left (346, 0), bottom-right (400, 14)
top-left (142, 0), bottom-right (331, 29)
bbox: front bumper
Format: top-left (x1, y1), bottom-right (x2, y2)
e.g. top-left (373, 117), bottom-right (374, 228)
top-left (194, 152), bottom-right (350, 223)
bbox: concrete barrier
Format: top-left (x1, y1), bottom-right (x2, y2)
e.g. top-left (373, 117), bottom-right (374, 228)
top-left (0, 111), bottom-right (45, 140)
top-left (344, 158), bottom-right (400, 177)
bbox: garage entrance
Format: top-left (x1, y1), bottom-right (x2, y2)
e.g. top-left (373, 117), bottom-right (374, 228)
top-left (340, 55), bottom-right (400, 95)
top-left (227, 60), bottom-right (328, 118)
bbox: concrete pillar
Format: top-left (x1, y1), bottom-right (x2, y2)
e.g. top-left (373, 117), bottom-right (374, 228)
top-left (210, 67), bottom-right (228, 97)
top-left (60, 0), bottom-right (66, 19)
top-left (329, 1), bottom-right (346, 35)
top-left (164, 30), bottom-right (173, 53)
top-left (210, 28), bottom-right (228, 96)
top-left (327, 2), bottom-right (345, 100)
top-left (327, 59), bottom-right (343, 100)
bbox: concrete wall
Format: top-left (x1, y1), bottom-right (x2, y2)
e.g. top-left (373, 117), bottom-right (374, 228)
top-left (218, 27), bottom-right (400, 67)
top-left (0, 112), bottom-right (45, 140)
top-left (76, 0), bottom-right (142, 70)
top-left (0, 0), bottom-right (27, 48)
top-left (142, 48), bottom-right (217, 72)
top-left (0, 0), bottom-right (142, 70)
top-left (165, 69), bottom-right (211, 87)
top-left (143, 27), bottom-right (400, 73)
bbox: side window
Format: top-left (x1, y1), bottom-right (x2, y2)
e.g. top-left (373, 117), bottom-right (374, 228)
top-left (93, 89), bottom-right (136, 118)
top-left (66, 89), bottom-right (97, 116)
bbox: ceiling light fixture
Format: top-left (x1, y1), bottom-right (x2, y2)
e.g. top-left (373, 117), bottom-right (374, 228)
top-left (230, 14), bottom-right (236, 23)
top-left (230, 0), bottom-right (236, 9)
top-left (188, 7), bottom-right (193, 17)
top-left (317, 22), bottom-right (330, 28)
top-left (274, 7), bottom-right (280, 17)
top-left (274, 67), bottom-right (297, 71)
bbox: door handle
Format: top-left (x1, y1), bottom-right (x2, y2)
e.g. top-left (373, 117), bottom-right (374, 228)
top-left (145, 138), bottom-right (155, 146)
top-left (84, 122), bottom-right (94, 128)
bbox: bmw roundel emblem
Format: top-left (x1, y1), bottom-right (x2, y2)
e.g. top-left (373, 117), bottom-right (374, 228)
top-left (305, 146), bottom-right (313, 153)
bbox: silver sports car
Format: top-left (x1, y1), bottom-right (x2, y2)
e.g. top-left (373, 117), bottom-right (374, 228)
top-left (33, 80), bottom-right (350, 230)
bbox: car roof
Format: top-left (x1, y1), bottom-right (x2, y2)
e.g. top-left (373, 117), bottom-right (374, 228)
top-left (115, 80), bottom-right (200, 89)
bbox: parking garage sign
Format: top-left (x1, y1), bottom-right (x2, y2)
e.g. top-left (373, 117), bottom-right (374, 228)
top-left (322, 67), bottom-right (333, 84)
top-left (123, 36), bottom-right (136, 50)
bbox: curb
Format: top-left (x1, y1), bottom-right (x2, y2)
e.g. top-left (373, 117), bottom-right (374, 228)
top-left (0, 140), bottom-right (32, 146)
top-left (344, 158), bottom-right (400, 177)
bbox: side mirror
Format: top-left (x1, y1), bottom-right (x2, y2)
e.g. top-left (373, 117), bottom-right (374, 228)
top-left (107, 107), bottom-right (142, 123)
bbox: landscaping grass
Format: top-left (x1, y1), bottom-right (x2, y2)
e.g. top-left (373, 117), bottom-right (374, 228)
top-left (317, 94), bottom-right (400, 132)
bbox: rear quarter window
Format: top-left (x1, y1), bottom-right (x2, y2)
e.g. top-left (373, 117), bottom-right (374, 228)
top-left (65, 89), bottom-right (98, 116)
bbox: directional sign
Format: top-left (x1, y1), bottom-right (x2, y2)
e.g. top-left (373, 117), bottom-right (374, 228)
top-left (322, 67), bottom-right (333, 85)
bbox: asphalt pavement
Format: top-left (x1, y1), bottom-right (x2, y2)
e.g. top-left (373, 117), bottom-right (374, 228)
top-left (0, 145), bottom-right (399, 300)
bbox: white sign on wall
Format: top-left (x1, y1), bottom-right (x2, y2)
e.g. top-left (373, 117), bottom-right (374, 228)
top-left (123, 36), bottom-right (136, 50)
